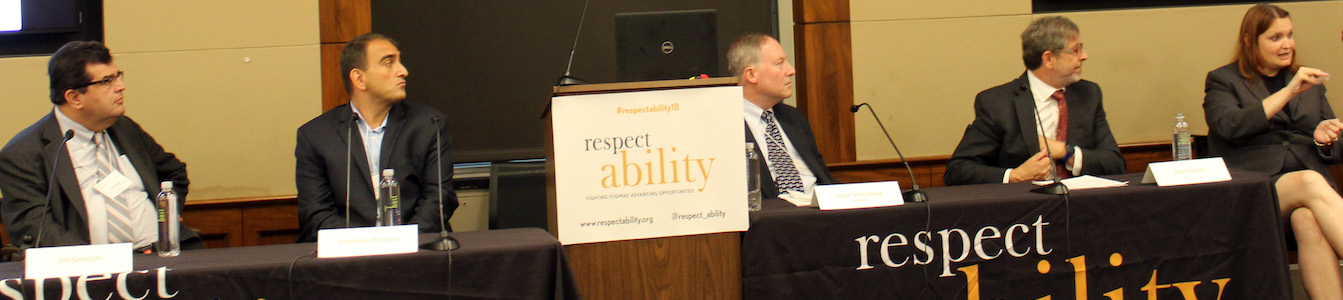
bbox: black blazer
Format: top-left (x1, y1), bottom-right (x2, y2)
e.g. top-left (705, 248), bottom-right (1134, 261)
top-left (1204, 62), bottom-right (1339, 181)
top-left (745, 103), bottom-right (839, 199)
top-left (295, 100), bottom-right (457, 243)
top-left (0, 113), bottom-right (200, 249)
top-left (945, 73), bottom-right (1126, 185)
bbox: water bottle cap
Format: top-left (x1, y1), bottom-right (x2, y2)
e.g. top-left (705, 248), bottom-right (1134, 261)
top-left (382, 169), bottom-right (394, 176)
top-left (745, 142), bottom-right (755, 149)
top-left (160, 181), bottom-right (172, 189)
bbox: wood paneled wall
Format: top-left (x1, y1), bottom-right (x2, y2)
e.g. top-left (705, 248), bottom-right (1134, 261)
top-left (0, 197), bottom-right (299, 249)
top-left (319, 0), bottom-right (372, 112)
top-left (182, 197), bottom-right (300, 248)
top-left (793, 0), bottom-right (856, 163)
top-left (565, 233), bottom-right (742, 300)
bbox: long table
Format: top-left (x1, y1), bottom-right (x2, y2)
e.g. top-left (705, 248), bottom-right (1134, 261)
top-left (2, 228), bottom-right (580, 300)
top-left (743, 171), bottom-right (1290, 299)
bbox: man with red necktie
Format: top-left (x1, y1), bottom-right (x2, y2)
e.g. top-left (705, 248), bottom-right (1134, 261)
top-left (945, 16), bottom-right (1126, 186)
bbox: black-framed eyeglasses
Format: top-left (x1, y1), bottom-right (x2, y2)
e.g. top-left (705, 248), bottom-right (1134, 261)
top-left (71, 71), bottom-right (125, 89)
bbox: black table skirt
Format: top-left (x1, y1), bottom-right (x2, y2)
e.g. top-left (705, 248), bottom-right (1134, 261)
top-left (3, 227), bottom-right (580, 300)
top-left (743, 170), bottom-right (1290, 299)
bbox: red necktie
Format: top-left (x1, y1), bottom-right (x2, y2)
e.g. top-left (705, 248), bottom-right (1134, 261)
top-left (1051, 90), bottom-right (1070, 179)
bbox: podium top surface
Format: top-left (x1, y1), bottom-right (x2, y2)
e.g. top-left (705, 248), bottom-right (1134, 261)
top-left (553, 77), bottom-right (738, 96)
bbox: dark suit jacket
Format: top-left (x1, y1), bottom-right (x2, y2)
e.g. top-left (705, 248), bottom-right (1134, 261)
top-left (1204, 62), bottom-right (1339, 181)
top-left (745, 103), bottom-right (839, 199)
top-left (945, 73), bottom-right (1126, 185)
top-left (0, 112), bottom-right (200, 249)
top-left (295, 100), bottom-right (458, 243)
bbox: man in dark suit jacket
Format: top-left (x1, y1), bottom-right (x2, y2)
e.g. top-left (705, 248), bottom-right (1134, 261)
top-left (295, 33), bottom-right (456, 243)
top-left (946, 16), bottom-right (1125, 186)
top-left (0, 41), bottom-right (201, 251)
top-left (728, 33), bottom-right (838, 199)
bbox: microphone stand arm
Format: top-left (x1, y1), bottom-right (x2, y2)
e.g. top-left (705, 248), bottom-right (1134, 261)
top-left (861, 105), bottom-right (928, 203)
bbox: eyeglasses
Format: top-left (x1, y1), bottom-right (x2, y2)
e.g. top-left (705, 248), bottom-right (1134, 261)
top-left (1055, 43), bottom-right (1085, 55)
top-left (71, 71), bottom-right (125, 89)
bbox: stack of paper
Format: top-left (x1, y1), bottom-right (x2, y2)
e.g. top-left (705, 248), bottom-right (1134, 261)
top-left (1033, 175), bottom-right (1128, 190)
top-left (779, 190), bottom-right (815, 207)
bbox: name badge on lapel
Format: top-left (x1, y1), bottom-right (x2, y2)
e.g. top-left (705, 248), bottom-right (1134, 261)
top-left (95, 170), bottom-right (133, 198)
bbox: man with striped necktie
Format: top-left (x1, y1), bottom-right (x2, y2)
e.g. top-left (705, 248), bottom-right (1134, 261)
top-left (728, 33), bottom-right (838, 201)
top-left (0, 41), bottom-right (202, 253)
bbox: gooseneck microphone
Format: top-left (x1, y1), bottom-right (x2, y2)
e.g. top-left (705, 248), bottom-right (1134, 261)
top-left (850, 103), bottom-right (928, 203)
top-left (556, 0), bottom-right (590, 87)
top-left (33, 130), bottom-right (76, 248)
top-left (541, 0), bottom-right (592, 120)
top-left (345, 114), bottom-right (358, 228)
top-left (423, 117), bottom-right (460, 251)
top-left (1029, 97), bottom-right (1069, 195)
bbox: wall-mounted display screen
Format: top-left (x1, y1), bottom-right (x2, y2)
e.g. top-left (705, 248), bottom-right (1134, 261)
top-left (0, 0), bottom-right (99, 56)
top-left (0, 0), bottom-right (20, 32)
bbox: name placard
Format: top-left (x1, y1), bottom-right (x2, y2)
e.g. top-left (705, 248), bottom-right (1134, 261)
top-left (25, 243), bottom-right (132, 279)
top-left (317, 225), bottom-right (418, 258)
top-left (1142, 157), bottom-right (1232, 187)
top-left (814, 181), bottom-right (905, 211)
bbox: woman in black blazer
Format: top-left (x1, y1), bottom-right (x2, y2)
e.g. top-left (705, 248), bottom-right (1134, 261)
top-left (1203, 4), bottom-right (1339, 298)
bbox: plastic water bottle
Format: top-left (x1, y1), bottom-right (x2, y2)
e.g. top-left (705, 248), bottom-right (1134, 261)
top-left (746, 142), bottom-right (762, 211)
top-left (1173, 113), bottom-right (1193, 160)
top-left (156, 181), bottom-right (180, 257)
top-left (378, 169), bottom-right (401, 226)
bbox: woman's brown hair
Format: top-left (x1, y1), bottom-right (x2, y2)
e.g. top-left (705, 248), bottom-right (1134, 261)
top-left (1233, 3), bottom-right (1299, 86)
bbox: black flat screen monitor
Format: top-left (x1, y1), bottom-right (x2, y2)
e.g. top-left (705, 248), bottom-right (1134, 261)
top-left (0, 0), bottom-right (100, 56)
top-left (614, 9), bottom-right (717, 82)
top-left (0, 0), bottom-right (81, 35)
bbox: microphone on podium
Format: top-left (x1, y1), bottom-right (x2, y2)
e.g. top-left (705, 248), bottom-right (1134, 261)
top-left (849, 103), bottom-right (928, 203)
top-left (540, 0), bottom-right (592, 120)
top-left (556, 0), bottom-right (590, 87)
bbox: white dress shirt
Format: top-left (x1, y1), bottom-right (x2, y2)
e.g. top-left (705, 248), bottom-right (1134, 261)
top-left (743, 99), bottom-right (818, 195)
top-left (54, 108), bottom-right (156, 249)
top-left (351, 105), bottom-right (389, 187)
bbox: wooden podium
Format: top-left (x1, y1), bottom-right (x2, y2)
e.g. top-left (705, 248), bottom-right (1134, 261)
top-left (547, 77), bottom-right (742, 300)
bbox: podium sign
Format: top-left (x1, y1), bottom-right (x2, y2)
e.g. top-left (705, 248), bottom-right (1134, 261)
top-left (551, 85), bottom-right (747, 245)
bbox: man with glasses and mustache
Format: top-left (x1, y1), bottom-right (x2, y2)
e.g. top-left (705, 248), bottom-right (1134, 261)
top-left (945, 16), bottom-right (1126, 186)
top-left (0, 41), bottom-right (201, 254)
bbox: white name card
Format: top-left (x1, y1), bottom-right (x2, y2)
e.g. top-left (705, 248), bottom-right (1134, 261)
top-left (1142, 157), bottom-right (1232, 187)
top-left (317, 225), bottom-right (418, 258)
top-left (25, 243), bottom-right (132, 279)
top-left (814, 181), bottom-right (905, 211)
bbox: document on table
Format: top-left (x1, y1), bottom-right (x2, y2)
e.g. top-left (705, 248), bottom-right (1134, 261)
top-left (779, 190), bottom-right (815, 207)
top-left (1033, 175), bottom-right (1128, 190)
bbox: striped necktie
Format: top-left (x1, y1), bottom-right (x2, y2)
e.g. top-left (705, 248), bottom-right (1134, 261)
top-left (761, 111), bottom-right (804, 193)
top-left (95, 132), bottom-right (134, 244)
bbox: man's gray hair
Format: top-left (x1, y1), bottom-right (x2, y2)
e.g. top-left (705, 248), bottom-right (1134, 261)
top-left (727, 33), bottom-right (773, 79)
top-left (1020, 16), bottom-right (1079, 70)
